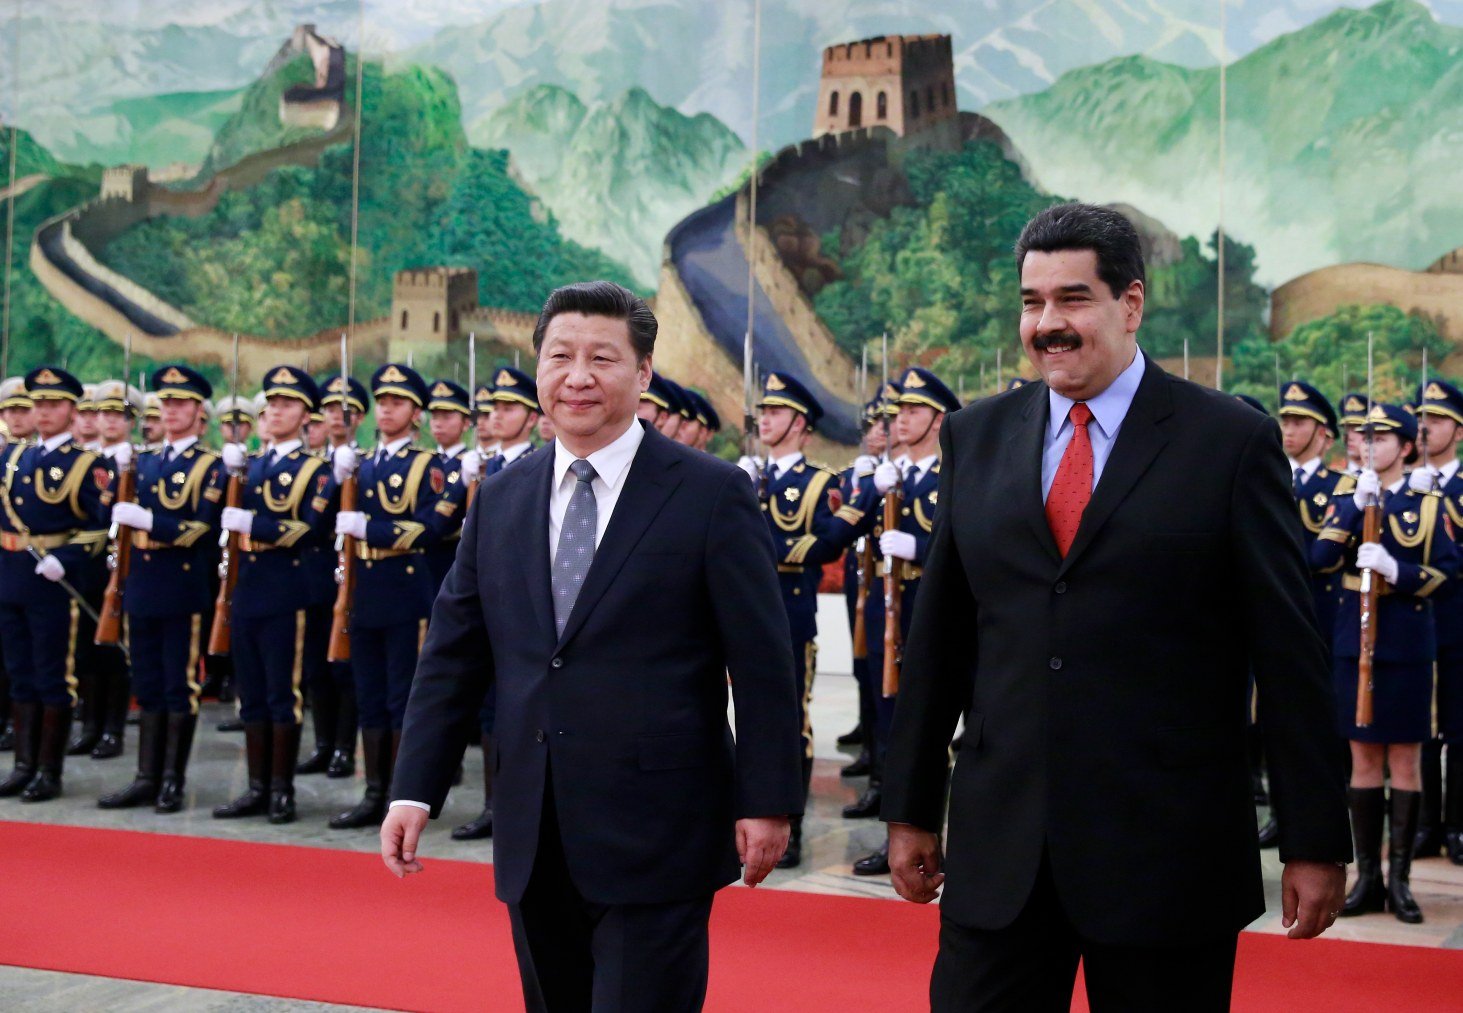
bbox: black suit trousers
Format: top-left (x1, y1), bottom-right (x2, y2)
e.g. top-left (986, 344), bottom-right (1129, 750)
top-left (508, 772), bottom-right (714, 1013)
top-left (930, 854), bottom-right (1237, 1013)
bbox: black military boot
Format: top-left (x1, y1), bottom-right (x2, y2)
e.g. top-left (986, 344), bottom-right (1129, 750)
top-left (842, 775), bottom-right (882, 819)
top-left (330, 727), bottom-right (388, 829)
top-left (297, 680), bottom-right (336, 775)
top-left (841, 748), bottom-right (871, 778)
top-left (327, 685), bottom-right (357, 778)
top-left (0, 670), bottom-right (11, 750)
top-left (776, 815), bottom-right (803, 869)
top-left (67, 672), bottom-right (102, 756)
top-left (21, 705), bottom-right (72, 802)
top-left (0, 702), bottom-right (41, 796)
top-left (853, 839), bottom-right (890, 876)
top-left (155, 712), bottom-right (198, 814)
top-left (1387, 789), bottom-right (1424, 924)
top-left (269, 722), bottom-right (302, 824)
top-left (1341, 786), bottom-right (1387, 916)
top-left (1257, 815), bottom-right (1281, 848)
top-left (213, 722), bottom-right (272, 818)
top-left (1445, 747), bottom-right (1463, 865)
top-left (836, 723), bottom-right (863, 748)
top-left (1248, 723), bottom-right (1269, 804)
top-left (1414, 739), bottom-right (1446, 858)
top-left (91, 666), bottom-right (131, 760)
top-left (452, 732), bottom-right (495, 840)
top-left (98, 711), bottom-right (166, 809)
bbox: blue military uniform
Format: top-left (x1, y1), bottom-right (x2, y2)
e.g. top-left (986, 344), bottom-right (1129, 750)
top-left (425, 378), bottom-right (474, 595)
top-left (330, 364), bottom-right (452, 830)
top-left (214, 366), bottom-right (329, 825)
top-left (1413, 379), bottom-right (1463, 862)
top-left (296, 373), bottom-right (370, 779)
top-left (752, 372), bottom-right (868, 866)
top-left (0, 366), bottom-right (112, 802)
top-left (99, 366), bottom-right (226, 813)
top-left (1311, 404), bottom-right (1459, 743)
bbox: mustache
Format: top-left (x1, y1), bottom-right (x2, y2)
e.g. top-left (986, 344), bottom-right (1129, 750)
top-left (1033, 333), bottom-right (1083, 352)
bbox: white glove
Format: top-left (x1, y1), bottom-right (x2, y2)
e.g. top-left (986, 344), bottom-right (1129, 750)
top-left (222, 443), bottom-right (248, 472)
top-left (874, 461), bottom-right (901, 494)
top-left (1352, 469), bottom-right (1381, 510)
top-left (332, 444), bottom-right (358, 484)
top-left (1356, 541), bottom-right (1399, 584)
top-left (34, 555), bottom-right (64, 582)
top-left (1409, 467), bottom-right (1439, 494)
top-left (880, 530), bottom-right (917, 561)
top-left (111, 502), bottom-right (153, 532)
top-left (458, 451), bottom-right (481, 483)
top-left (335, 511), bottom-right (367, 539)
top-left (737, 455), bottom-right (761, 485)
top-left (854, 454), bottom-right (878, 478)
top-left (111, 442), bottom-right (132, 470)
top-left (220, 507), bottom-right (255, 534)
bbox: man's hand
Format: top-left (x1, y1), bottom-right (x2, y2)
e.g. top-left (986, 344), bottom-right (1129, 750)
top-left (381, 804), bottom-right (429, 878)
top-left (736, 816), bottom-right (790, 887)
top-left (889, 822), bottom-right (945, 903)
top-left (1280, 860), bottom-right (1346, 939)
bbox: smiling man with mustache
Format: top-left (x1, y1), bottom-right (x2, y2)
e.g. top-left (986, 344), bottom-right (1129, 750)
top-left (881, 203), bottom-right (1351, 1011)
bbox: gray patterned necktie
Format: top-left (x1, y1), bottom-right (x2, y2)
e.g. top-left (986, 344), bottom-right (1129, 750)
top-left (552, 459), bottom-right (598, 636)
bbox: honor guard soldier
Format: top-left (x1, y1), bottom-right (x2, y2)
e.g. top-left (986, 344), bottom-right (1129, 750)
top-left (473, 381), bottom-right (499, 460)
top-left (424, 378), bottom-right (479, 594)
top-left (98, 366), bottom-right (225, 812)
top-left (482, 366), bottom-right (539, 478)
top-left (1312, 403), bottom-right (1459, 923)
top-left (0, 366), bottom-right (113, 802)
top-left (328, 364), bottom-right (451, 829)
top-left (70, 381), bottom-right (143, 761)
top-left (213, 366), bottom-right (329, 824)
top-left (450, 368), bottom-right (540, 842)
top-left (296, 374), bottom-right (370, 779)
top-left (75, 386), bottom-right (101, 450)
top-left (845, 367), bottom-right (959, 875)
top-left (0, 377), bottom-right (33, 443)
top-left (1411, 379), bottom-right (1463, 865)
top-left (637, 372), bottom-right (680, 433)
top-left (736, 371), bottom-right (863, 868)
top-left (680, 388), bottom-right (720, 452)
top-left (141, 394), bottom-right (164, 449)
top-left (1338, 392), bottom-right (1370, 477)
top-left (305, 407), bottom-right (328, 455)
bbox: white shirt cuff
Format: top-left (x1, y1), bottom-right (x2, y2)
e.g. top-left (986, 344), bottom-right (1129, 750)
top-left (389, 799), bottom-right (431, 813)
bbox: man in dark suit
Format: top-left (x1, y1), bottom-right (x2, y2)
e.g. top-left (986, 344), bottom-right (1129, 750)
top-left (381, 281), bottom-right (803, 1011)
top-left (881, 204), bottom-right (1351, 1011)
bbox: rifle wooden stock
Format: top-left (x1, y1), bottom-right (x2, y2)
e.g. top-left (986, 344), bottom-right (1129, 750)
top-left (852, 537), bottom-right (874, 661)
top-left (1355, 502), bottom-right (1382, 727)
top-left (464, 475), bottom-right (480, 511)
top-left (881, 488), bottom-right (903, 697)
top-left (94, 463), bottom-right (136, 646)
top-left (327, 474), bottom-right (358, 663)
top-left (207, 472), bottom-right (243, 656)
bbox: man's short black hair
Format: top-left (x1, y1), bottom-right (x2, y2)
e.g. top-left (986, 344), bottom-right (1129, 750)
top-left (1014, 203), bottom-right (1146, 299)
top-left (531, 281), bottom-right (657, 361)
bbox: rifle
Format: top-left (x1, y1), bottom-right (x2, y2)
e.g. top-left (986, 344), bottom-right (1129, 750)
top-left (1419, 346), bottom-right (1437, 491)
top-left (852, 535), bottom-right (874, 660)
top-left (208, 334), bottom-right (242, 656)
top-left (95, 334), bottom-right (135, 646)
top-left (464, 331), bottom-right (482, 510)
top-left (328, 332), bottom-right (357, 663)
top-left (881, 334), bottom-right (903, 697)
top-left (1356, 332), bottom-right (1378, 728)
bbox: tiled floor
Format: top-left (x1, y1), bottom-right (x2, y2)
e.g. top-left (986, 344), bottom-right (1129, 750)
top-left (2, 646), bottom-right (1461, 1008)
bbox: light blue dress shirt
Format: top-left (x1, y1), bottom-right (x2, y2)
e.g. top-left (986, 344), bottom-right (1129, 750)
top-left (1041, 349), bottom-right (1146, 501)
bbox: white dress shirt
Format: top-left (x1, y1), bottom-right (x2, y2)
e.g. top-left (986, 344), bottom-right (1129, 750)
top-left (549, 419), bottom-right (644, 563)
top-left (393, 418), bottom-right (647, 814)
top-left (438, 442), bottom-right (465, 459)
top-left (39, 432), bottom-right (74, 454)
top-left (1287, 455), bottom-right (1323, 484)
top-left (373, 437), bottom-right (412, 465)
top-left (769, 452), bottom-right (802, 480)
top-left (1436, 458), bottom-right (1460, 485)
top-left (906, 453), bottom-right (938, 486)
top-left (1042, 349), bottom-right (1145, 500)
top-left (501, 440), bottom-right (535, 466)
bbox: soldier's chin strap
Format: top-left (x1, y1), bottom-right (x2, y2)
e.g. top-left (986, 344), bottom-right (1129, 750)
top-left (763, 413), bottom-right (800, 459)
top-left (904, 410), bottom-right (938, 457)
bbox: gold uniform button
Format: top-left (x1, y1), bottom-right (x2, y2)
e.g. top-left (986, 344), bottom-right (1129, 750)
top-left (406, 565), bottom-right (414, 575)
top-left (902, 507), bottom-right (911, 516)
top-left (182, 562), bottom-right (190, 571)
top-left (142, 553), bottom-right (151, 562)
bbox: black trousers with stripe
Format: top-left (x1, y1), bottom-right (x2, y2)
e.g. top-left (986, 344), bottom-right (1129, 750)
top-left (232, 610), bottom-right (306, 726)
top-left (128, 613), bottom-right (203, 715)
top-left (0, 591), bottom-right (79, 707)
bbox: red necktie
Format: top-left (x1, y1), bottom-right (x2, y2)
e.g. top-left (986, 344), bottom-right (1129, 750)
top-left (1046, 403), bottom-right (1094, 557)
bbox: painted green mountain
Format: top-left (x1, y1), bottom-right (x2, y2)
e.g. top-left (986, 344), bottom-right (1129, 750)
top-left (479, 84), bottom-right (745, 286)
top-left (0, 125), bottom-right (64, 180)
top-left (99, 60), bottom-right (638, 338)
top-left (983, 0), bottom-right (1463, 286)
top-left (200, 54), bottom-right (332, 177)
top-left (104, 88), bottom-right (247, 171)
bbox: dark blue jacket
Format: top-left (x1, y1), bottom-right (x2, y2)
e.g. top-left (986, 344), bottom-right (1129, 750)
top-left (125, 442), bottom-right (227, 618)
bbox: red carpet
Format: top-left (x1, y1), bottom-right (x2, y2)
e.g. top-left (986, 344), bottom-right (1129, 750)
top-left (0, 820), bottom-right (1459, 1011)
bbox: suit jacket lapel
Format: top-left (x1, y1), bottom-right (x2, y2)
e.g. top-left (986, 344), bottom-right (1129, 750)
top-left (556, 427), bottom-right (682, 649)
top-left (1057, 357), bottom-right (1173, 577)
top-left (1008, 387), bottom-right (1062, 564)
top-left (515, 447), bottom-right (556, 647)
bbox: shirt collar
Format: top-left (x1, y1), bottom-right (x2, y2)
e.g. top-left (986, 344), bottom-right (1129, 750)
top-left (501, 440), bottom-right (533, 463)
top-left (1439, 459), bottom-right (1461, 483)
top-left (270, 438), bottom-right (301, 459)
top-left (554, 418), bottom-right (645, 493)
top-left (911, 454), bottom-right (938, 477)
top-left (41, 432), bottom-right (73, 453)
top-left (1047, 348), bottom-right (1145, 440)
top-left (438, 442), bottom-right (465, 459)
top-left (1387, 478), bottom-right (1406, 495)
top-left (375, 437), bottom-right (411, 459)
top-left (771, 451), bottom-right (803, 476)
top-left (165, 435), bottom-right (199, 457)
top-left (1287, 455), bottom-right (1322, 480)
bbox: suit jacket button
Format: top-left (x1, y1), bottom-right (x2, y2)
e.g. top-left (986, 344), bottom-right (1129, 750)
top-left (551, 657), bottom-right (563, 669)
top-left (1049, 657), bottom-right (1063, 671)
top-left (535, 729), bottom-right (546, 743)
top-left (1054, 581), bottom-right (1067, 594)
